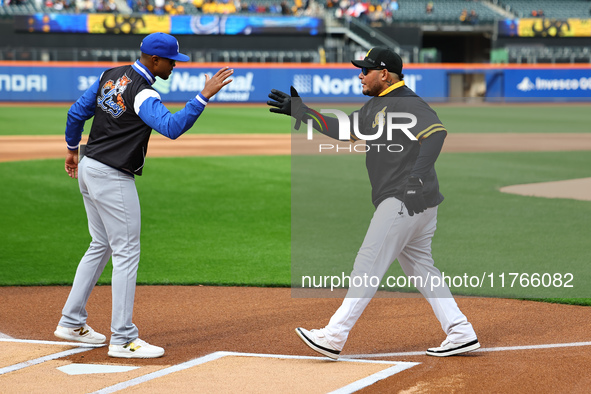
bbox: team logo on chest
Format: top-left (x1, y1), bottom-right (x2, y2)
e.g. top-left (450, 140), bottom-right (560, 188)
top-left (97, 74), bottom-right (132, 118)
top-left (372, 106), bottom-right (387, 128)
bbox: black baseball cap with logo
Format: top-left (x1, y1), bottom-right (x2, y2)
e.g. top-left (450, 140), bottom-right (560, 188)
top-left (351, 47), bottom-right (403, 77)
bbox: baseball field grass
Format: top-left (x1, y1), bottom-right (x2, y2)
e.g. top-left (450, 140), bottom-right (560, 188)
top-left (1, 103), bottom-right (591, 136)
top-left (1, 104), bottom-right (590, 305)
top-left (0, 156), bottom-right (290, 286)
top-left (292, 151), bottom-right (591, 301)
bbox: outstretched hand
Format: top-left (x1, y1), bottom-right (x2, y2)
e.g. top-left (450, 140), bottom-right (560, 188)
top-left (267, 86), bottom-right (306, 129)
top-left (267, 89), bottom-right (292, 116)
top-left (201, 67), bottom-right (234, 99)
top-left (267, 86), bottom-right (302, 116)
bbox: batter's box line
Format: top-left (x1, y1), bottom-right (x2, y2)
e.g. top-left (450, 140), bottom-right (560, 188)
top-left (92, 351), bottom-right (420, 394)
top-left (0, 332), bottom-right (14, 339)
top-left (346, 340), bottom-right (591, 359)
top-left (0, 338), bottom-right (105, 375)
top-left (0, 337), bottom-right (106, 348)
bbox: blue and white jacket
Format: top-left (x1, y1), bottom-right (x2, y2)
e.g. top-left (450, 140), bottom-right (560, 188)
top-left (65, 60), bottom-right (209, 175)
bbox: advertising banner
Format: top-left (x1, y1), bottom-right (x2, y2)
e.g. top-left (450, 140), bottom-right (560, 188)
top-left (14, 14), bottom-right (324, 35)
top-left (0, 64), bottom-right (446, 103)
top-left (498, 18), bottom-right (591, 37)
top-left (504, 68), bottom-right (591, 99)
top-left (4, 63), bottom-right (588, 103)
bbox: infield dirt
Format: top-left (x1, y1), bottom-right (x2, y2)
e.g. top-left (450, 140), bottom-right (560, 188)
top-left (1, 134), bottom-right (590, 392)
top-left (1, 286), bottom-right (591, 392)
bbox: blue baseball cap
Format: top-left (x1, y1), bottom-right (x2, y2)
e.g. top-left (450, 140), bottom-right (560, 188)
top-left (140, 32), bottom-right (190, 62)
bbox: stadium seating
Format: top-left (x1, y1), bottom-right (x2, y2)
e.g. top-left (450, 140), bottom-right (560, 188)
top-left (385, 0), bottom-right (501, 24)
top-left (499, 0), bottom-right (591, 19)
top-left (2, 0), bottom-right (591, 20)
top-left (2, 0), bottom-right (590, 64)
top-left (506, 45), bottom-right (591, 64)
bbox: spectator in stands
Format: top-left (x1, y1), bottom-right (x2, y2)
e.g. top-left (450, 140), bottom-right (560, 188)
top-left (53, 0), bottom-right (65, 10)
top-left (389, 0), bottom-right (398, 11)
top-left (76, 0), bottom-right (94, 12)
top-left (292, 0), bottom-right (303, 13)
top-left (202, 0), bottom-right (214, 12)
top-left (346, 0), bottom-right (369, 20)
top-left (164, 0), bottom-right (185, 14)
top-left (425, 1), bottom-right (433, 14)
top-left (281, 0), bottom-right (291, 14)
top-left (302, 0), bottom-right (323, 16)
top-left (368, 4), bottom-right (390, 25)
top-left (459, 8), bottom-right (468, 23)
top-left (106, 0), bottom-right (117, 11)
top-left (468, 9), bottom-right (478, 25)
top-left (134, 0), bottom-right (148, 12)
top-left (222, 0), bottom-right (237, 13)
top-left (326, 0), bottom-right (337, 9)
top-left (164, 0), bottom-right (174, 13)
top-left (153, 0), bottom-right (165, 14)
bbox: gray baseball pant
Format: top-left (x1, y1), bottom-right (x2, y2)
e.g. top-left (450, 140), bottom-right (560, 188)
top-left (59, 156), bottom-right (140, 345)
top-left (323, 197), bottom-right (477, 350)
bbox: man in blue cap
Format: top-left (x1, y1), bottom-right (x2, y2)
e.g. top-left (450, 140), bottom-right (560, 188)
top-left (54, 32), bottom-right (233, 358)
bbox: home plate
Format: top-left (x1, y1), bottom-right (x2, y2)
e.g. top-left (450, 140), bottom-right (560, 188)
top-left (58, 363), bottom-right (140, 375)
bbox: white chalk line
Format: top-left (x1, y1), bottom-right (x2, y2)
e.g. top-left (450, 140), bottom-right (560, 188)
top-left (92, 351), bottom-right (420, 394)
top-left (0, 347), bottom-right (97, 375)
top-left (0, 337), bottom-right (106, 348)
top-left (0, 337), bottom-right (106, 375)
top-left (345, 341), bottom-right (591, 359)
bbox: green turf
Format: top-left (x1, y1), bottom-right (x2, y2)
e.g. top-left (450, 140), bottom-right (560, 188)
top-left (2, 104), bottom-right (590, 136)
top-left (0, 106), bottom-right (288, 136)
top-left (291, 151), bottom-right (591, 302)
top-left (432, 104), bottom-right (591, 133)
top-left (0, 156), bottom-right (290, 286)
top-left (2, 103), bottom-right (591, 306)
top-left (2, 151), bottom-right (590, 305)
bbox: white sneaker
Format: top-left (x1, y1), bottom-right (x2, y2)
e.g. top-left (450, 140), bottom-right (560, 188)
top-left (108, 338), bottom-right (164, 359)
top-left (54, 325), bottom-right (106, 344)
top-left (426, 338), bottom-right (480, 357)
top-left (295, 327), bottom-right (341, 360)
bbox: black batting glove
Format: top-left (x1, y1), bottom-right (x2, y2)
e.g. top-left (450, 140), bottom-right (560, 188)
top-left (267, 86), bottom-right (305, 129)
top-left (404, 176), bottom-right (427, 216)
top-left (267, 89), bottom-right (292, 116)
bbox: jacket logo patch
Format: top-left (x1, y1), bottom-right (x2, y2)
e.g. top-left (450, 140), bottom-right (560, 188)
top-left (372, 106), bottom-right (387, 128)
top-left (98, 74), bottom-right (132, 118)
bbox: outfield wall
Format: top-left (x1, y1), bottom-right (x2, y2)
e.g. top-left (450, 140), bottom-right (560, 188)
top-left (0, 62), bottom-right (590, 103)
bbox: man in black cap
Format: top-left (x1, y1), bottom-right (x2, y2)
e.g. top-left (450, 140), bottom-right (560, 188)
top-left (268, 47), bottom-right (479, 359)
top-left (55, 32), bottom-right (233, 358)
